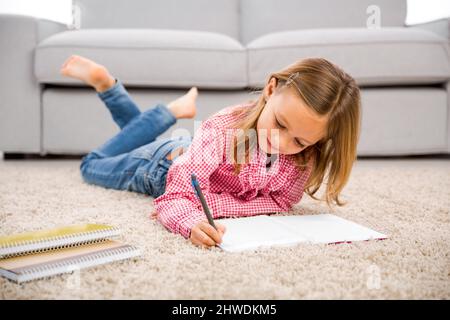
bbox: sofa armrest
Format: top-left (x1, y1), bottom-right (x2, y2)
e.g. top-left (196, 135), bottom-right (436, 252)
top-left (406, 18), bottom-right (450, 42)
top-left (0, 14), bottom-right (68, 153)
top-left (407, 18), bottom-right (450, 153)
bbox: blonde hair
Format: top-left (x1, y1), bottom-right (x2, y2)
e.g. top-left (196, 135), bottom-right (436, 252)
top-left (228, 57), bottom-right (362, 209)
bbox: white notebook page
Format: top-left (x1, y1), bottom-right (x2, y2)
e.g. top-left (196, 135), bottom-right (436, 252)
top-left (217, 214), bottom-right (387, 252)
top-left (217, 215), bottom-right (306, 252)
top-left (271, 214), bottom-right (387, 244)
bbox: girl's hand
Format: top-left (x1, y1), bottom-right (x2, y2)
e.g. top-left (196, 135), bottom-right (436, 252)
top-left (190, 221), bottom-right (226, 249)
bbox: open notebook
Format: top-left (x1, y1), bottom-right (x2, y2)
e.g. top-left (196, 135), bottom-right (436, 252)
top-left (0, 224), bottom-right (141, 283)
top-left (217, 214), bottom-right (387, 252)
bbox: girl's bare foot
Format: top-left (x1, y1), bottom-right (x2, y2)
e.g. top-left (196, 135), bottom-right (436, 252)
top-left (60, 55), bottom-right (116, 93)
top-left (167, 87), bottom-right (198, 119)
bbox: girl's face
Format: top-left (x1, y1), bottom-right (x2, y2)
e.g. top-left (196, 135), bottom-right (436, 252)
top-left (256, 77), bottom-right (328, 155)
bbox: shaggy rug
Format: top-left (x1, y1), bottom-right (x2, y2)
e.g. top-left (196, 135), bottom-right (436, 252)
top-left (0, 157), bottom-right (449, 299)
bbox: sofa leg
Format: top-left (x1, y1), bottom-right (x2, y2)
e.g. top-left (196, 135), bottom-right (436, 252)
top-left (447, 82), bottom-right (450, 154)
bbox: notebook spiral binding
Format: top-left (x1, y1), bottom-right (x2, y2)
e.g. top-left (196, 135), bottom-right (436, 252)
top-left (0, 227), bottom-right (121, 258)
top-left (0, 238), bottom-right (110, 259)
top-left (17, 245), bottom-right (141, 283)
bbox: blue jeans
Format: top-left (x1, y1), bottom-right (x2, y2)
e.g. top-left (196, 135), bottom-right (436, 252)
top-left (80, 79), bottom-right (192, 198)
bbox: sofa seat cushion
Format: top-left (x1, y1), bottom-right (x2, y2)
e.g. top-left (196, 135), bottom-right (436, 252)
top-left (35, 29), bottom-right (247, 89)
top-left (247, 27), bottom-right (450, 87)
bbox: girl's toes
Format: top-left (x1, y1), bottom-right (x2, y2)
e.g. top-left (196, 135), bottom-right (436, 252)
top-left (188, 87), bottom-right (198, 99)
top-left (62, 55), bottom-right (77, 68)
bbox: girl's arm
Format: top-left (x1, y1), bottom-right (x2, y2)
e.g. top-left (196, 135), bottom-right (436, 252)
top-left (154, 114), bottom-right (313, 238)
top-left (154, 118), bottom-right (226, 239)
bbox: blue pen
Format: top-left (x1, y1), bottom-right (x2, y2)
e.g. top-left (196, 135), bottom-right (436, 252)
top-left (190, 173), bottom-right (217, 230)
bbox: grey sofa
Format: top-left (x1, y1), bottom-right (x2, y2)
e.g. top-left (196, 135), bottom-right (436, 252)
top-left (0, 0), bottom-right (449, 156)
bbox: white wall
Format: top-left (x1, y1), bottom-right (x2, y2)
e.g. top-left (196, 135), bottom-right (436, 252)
top-left (406, 0), bottom-right (450, 24)
top-left (0, 0), bottom-right (72, 24)
top-left (0, 0), bottom-right (449, 26)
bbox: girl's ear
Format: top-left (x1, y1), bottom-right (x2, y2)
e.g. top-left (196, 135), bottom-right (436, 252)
top-left (264, 77), bottom-right (279, 101)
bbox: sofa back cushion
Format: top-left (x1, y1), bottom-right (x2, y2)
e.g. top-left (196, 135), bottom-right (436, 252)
top-left (73, 0), bottom-right (240, 41)
top-left (240, 0), bottom-right (407, 43)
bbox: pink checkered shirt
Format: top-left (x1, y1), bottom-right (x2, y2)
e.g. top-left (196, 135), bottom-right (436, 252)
top-left (153, 103), bottom-right (315, 239)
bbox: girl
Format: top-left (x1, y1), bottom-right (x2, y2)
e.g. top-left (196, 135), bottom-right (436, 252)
top-left (61, 55), bottom-right (361, 249)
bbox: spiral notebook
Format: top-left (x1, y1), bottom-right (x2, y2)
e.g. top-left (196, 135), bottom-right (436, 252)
top-left (0, 224), bottom-right (141, 283)
top-left (217, 214), bottom-right (387, 252)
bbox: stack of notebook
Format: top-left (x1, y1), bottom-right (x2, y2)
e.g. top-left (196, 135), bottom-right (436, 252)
top-left (0, 224), bottom-right (141, 283)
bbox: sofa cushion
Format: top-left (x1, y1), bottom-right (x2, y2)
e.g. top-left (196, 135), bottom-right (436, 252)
top-left (247, 27), bottom-right (450, 87)
top-left (74, 0), bottom-right (240, 41)
top-left (241, 0), bottom-right (407, 44)
top-left (35, 29), bottom-right (247, 89)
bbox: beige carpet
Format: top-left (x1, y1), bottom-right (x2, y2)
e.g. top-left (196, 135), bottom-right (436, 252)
top-left (0, 157), bottom-right (449, 299)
